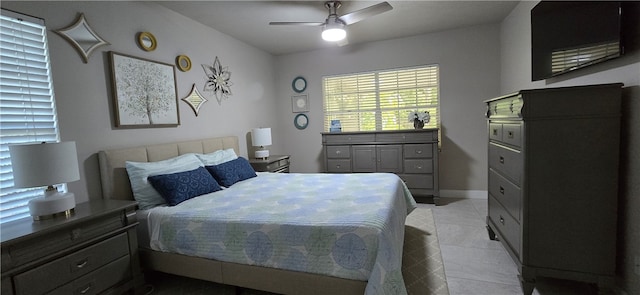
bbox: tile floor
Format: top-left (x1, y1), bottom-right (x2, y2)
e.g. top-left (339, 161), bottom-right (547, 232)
top-left (426, 197), bottom-right (602, 295)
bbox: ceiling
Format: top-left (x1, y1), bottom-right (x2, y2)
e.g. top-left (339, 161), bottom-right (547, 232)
top-left (156, 1), bottom-right (519, 56)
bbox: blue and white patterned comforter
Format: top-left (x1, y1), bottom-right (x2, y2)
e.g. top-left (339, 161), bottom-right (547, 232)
top-left (145, 172), bottom-right (417, 294)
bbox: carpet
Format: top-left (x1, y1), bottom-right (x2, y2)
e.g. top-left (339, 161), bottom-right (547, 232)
top-left (145, 207), bottom-right (448, 295)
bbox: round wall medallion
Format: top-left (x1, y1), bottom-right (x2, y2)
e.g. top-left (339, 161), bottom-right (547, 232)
top-left (176, 55), bottom-right (192, 72)
top-left (137, 32), bottom-right (157, 51)
top-left (294, 113), bottom-right (309, 130)
top-left (292, 76), bottom-right (307, 93)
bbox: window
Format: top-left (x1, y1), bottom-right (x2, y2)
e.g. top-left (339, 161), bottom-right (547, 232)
top-left (323, 65), bottom-right (440, 132)
top-left (1, 9), bottom-right (60, 223)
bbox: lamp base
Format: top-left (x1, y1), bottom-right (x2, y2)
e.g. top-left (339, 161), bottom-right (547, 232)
top-left (254, 149), bottom-right (270, 159)
top-left (28, 192), bottom-right (76, 221)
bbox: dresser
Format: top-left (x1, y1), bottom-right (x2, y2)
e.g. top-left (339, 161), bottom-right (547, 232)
top-left (249, 155), bottom-right (290, 173)
top-left (1, 199), bottom-right (143, 295)
top-left (322, 129), bottom-right (439, 204)
top-left (484, 83), bottom-right (622, 294)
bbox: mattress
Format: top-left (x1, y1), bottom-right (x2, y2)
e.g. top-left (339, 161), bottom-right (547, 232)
top-left (140, 172), bottom-right (417, 294)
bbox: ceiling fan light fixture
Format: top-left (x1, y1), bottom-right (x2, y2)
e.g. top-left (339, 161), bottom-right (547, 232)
top-left (322, 21), bottom-right (346, 42)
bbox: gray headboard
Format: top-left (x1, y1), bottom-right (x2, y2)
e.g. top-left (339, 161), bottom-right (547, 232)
top-left (98, 136), bottom-right (239, 201)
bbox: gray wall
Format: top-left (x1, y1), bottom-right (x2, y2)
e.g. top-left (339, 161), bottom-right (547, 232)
top-left (1, 1), bottom-right (281, 203)
top-left (500, 2), bottom-right (640, 294)
top-left (275, 24), bottom-right (502, 195)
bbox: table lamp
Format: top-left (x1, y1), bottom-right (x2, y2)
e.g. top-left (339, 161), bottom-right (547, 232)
top-left (9, 141), bottom-right (80, 221)
top-left (251, 127), bottom-right (272, 159)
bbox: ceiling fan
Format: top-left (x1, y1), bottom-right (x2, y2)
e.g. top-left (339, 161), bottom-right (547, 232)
top-left (269, 1), bottom-right (393, 42)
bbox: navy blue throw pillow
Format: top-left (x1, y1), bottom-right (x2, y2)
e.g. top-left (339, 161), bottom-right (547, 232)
top-left (148, 166), bottom-right (221, 206)
top-left (205, 157), bottom-right (257, 187)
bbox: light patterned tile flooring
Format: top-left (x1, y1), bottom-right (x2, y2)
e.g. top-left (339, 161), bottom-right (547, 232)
top-left (425, 198), bottom-right (601, 295)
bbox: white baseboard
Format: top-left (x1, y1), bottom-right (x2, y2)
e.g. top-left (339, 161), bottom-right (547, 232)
top-left (440, 190), bottom-right (487, 199)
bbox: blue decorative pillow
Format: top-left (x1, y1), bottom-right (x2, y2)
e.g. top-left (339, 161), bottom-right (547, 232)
top-left (148, 166), bottom-right (222, 206)
top-left (205, 157), bottom-right (257, 187)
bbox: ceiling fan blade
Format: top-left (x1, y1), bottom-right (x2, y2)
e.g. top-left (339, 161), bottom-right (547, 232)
top-left (339, 2), bottom-right (393, 25)
top-left (269, 21), bottom-right (324, 26)
top-left (336, 36), bottom-right (349, 47)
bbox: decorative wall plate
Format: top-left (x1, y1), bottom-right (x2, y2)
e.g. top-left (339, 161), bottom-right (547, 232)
top-left (176, 55), bottom-right (191, 72)
top-left (294, 113), bottom-right (309, 130)
top-left (291, 94), bottom-right (309, 113)
top-left (55, 13), bottom-right (109, 63)
top-left (137, 32), bottom-right (157, 51)
top-left (181, 84), bottom-right (207, 116)
top-left (292, 76), bottom-right (307, 93)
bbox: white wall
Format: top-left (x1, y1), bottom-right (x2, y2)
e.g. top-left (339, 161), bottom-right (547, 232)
top-left (275, 24), bottom-right (502, 192)
top-left (500, 2), bottom-right (640, 294)
top-left (1, 1), bottom-right (280, 203)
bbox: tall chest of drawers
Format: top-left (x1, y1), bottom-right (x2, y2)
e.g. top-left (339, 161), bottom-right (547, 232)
top-left (1, 200), bottom-right (143, 295)
top-left (484, 83), bottom-right (622, 294)
top-left (322, 129), bottom-right (439, 204)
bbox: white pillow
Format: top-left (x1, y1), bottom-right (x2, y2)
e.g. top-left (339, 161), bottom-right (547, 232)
top-left (196, 148), bottom-right (238, 166)
top-left (126, 153), bottom-right (203, 210)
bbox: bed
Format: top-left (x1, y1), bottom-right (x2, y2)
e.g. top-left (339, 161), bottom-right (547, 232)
top-left (98, 136), bottom-right (417, 295)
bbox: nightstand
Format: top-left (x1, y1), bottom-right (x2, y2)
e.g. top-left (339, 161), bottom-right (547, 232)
top-left (1, 199), bottom-right (143, 295)
top-left (249, 155), bottom-right (290, 173)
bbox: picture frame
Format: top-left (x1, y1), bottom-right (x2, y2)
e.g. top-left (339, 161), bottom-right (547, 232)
top-left (109, 51), bottom-right (180, 128)
top-left (291, 94), bottom-right (309, 113)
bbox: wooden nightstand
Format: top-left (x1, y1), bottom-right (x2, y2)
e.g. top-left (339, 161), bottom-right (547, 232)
top-left (1, 199), bottom-right (143, 295)
top-left (249, 155), bottom-right (290, 173)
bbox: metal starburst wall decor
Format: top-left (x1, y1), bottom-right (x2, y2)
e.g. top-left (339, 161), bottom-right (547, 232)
top-left (202, 56), bottom-right (233, 105)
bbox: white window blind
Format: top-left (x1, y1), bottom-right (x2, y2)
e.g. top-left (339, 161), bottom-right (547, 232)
top-left (0, 10), bottom-right (60, 223)
top-left (323, 65), bottom-right (440, 132)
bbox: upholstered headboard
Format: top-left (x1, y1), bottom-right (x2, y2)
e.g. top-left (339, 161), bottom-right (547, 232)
top-left (98, 136), bottom-right (239, 201)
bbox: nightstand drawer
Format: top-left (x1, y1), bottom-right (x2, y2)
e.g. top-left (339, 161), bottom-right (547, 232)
top-left (403, 144), bottom-right (433, 159)
top-left (4, 212), bottom-right (125, 270)
top-left (266, 158), bottom-right (290, 171)
top-left (489, 143), bottom-right (522, 185)
top-left (13, 233), bottom-right (129, 294)
top-left (404, 159), bottom-right (433, 174)
top-left (326, 146), bottom-right (351, 158)
top-left (326, 159), bottom-right (351, 173)
top-left (50, 255), bottom-right (131, 295)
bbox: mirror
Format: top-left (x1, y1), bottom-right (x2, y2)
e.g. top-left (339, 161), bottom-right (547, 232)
top-left (55, 14), bottom-right (109, 63)
top-left (137, 32), bottom-right (157, 51)
top-left (176, 55), bottom-right (191, 72)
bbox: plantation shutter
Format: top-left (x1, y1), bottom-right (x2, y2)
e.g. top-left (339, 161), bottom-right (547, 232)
top-left (0, 10), bottom-right (60, 223)
top-left (323, 65), bottom-right (440, 132)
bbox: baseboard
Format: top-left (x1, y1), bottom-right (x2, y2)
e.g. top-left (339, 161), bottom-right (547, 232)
top-left (440, 190), bottom-right (487, 199)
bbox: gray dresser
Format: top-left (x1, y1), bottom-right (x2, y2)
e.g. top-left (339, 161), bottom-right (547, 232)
top-left (485, 83), bottom-right (622, 294)
top-left (322, 129), bottom-right (439, 204)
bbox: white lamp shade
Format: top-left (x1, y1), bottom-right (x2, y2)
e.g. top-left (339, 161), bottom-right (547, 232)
top-left (9, 141), bottom-right (80, 188)
top-left (251, 128), bottom-right (272, 147)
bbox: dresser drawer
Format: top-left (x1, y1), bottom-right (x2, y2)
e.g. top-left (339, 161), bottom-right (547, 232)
top-left (486, 94), bottom-right (523, 118)
top-left (489, 143), bottom-right (522, 185)
top-left (326, 159), bottom-right (351, 173)
top-left (50, 255), bottom-right (131, 295)
top-left (488, 196), bottom-right (521, 258)
top-left (502, 123), bottom-right (522, 147)
top-left (489, 168), bottom-right (521, 221)
top-left (376, 131), bottom-right (435, 142)
top-left (399, 174), bottom-right (434, 189)
top-left (4, 212), bottom-right (125, 270)
top-left (326, 146), bottom-right (351, 159)
top-left (323, 134), bottom-right (375, 144)
top-left (489, 123), bottom-right (503, 142)
top-left (404, 144), bottom-right (433, 158)
top-left (404, 159), bottom-right (433, 174)
top-left (13, 233), bottom-right (129, 294)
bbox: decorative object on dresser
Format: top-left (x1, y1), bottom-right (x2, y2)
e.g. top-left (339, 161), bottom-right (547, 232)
top-left (249, 155), bottom-right (290, 173)
top-left (251, 127), bottom-right (272, 159)
top-left (408, 110), bottom-right (430, 130)
top-left (322, 129), bottom-right (440, 204)
top-left (0, 199), bottom-right (143, 295)
top-left (54, 13), bottom-right (109, 63)
top-left (8, 141), bottom-right (80, 221)
top-left (484, 83), bottom-right (623, 295)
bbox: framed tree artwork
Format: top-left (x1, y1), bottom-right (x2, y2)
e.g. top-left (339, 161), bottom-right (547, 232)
top-left (109, 51), bottom-right (180, 128)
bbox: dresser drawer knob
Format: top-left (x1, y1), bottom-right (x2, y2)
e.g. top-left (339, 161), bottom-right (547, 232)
top-left (336, 164), bottom-right (341, 168)
top-left (507, 131), bottom-right (514, 139)
top-left (335, 150), bottom-right (341, 154)
top-left (78, 284), bottom-right (92, 294)
top-left (76, 258), bottom-right (89, 269)
top-left (499, 156), bottom-right (504, 164)
top-left (499, 186), bottom-right (504, 194)
top-left (415, 165), bottom-right (423, 169)
top-left (493, 129), bottom-right (498, 136)
top-left (416, 150), bottom-right (423, 154)
top-left (499, 216), bottom-right (505, 225)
